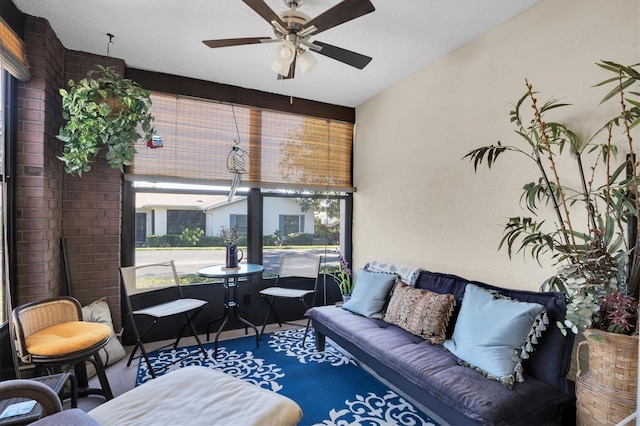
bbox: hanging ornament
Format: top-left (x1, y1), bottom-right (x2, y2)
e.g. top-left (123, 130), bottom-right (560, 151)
top-left (146, 134), bottom-right (163, 149)
top-left (227, 142), bottom-right (248, 202)
top-left (227, 105), bottom-right (248, 202)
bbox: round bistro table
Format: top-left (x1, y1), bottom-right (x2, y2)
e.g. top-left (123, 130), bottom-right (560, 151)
top-left (196, 263), bottom-right (264, 357)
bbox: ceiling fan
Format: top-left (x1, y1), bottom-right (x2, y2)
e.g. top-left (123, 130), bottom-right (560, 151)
top-left (203, 0), bottom-right (375, 79)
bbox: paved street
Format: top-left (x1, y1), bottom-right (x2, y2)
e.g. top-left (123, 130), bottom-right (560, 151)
top-left (135, 247), bottom-right (340, 276)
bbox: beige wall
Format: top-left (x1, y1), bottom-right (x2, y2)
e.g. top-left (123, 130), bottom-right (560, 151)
top-left (353, 0), bottom-right (640, 290)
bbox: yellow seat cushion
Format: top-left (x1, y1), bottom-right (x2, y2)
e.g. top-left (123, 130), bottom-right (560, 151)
top-left (26, 321), bottom-right (111, 356)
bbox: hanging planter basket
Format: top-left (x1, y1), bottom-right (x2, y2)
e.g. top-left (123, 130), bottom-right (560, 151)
top-left (575, 328), bottom-right (638, 425)
top-left (102, 94), bottom-right (128, 118)
top-left (56, 65), bottom-right (154, 175)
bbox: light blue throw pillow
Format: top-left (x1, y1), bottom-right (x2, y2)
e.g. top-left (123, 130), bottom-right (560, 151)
top-left (443, 284), bottom-right (548, 389)
top-left (342, 269), bottom-right (397, 318)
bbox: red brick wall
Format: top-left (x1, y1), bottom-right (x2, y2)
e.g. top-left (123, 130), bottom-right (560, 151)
top-left (17, 16), bottom-right (124, 329)
top-left (16, 17), bottom-right (65, 304)
top-left (61, 52), bottom-right (125, 329)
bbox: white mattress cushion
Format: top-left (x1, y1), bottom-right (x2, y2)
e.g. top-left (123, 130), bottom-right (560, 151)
top-left (88, 366), bottom-right (302, 426)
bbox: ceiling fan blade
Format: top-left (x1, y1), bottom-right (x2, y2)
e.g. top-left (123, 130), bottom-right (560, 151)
top-left (242, 0), bottom-right (286, 29)
top-left (203, 37), bottom-right (271, 48)
top-left (302, 0), bottom-right (375, 36)
top-left (312, 41), bottom-right (372, 69)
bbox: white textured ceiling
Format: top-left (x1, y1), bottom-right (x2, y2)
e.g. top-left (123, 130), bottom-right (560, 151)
top-left (13, 0), bottom-right (539, 108)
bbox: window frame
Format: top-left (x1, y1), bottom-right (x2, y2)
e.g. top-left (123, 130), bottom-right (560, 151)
top-left (260, 190), bottom-right (352, 275)
top-left (122, 185), bottom-right (353, 274)
top-left (2, 69), bottom-right (18, 327)
top-left (121, 83), bottom-right (356, 271)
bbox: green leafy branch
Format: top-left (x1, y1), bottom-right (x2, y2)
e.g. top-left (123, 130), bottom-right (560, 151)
top-left (463, 60), bottom-right (640, 335)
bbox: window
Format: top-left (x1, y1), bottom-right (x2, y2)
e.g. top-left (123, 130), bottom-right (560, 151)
top-left (130, 186), bottom-right (351, 288)
top-left (126, 92), bottom-right (354, 287)
top-left (262, 191), bottom-right (350, 279)
top-left (280, 215), bottom-right (302, 236)
top-left (230, 214), bottom-right (247, 236)
top-left (167, 210), bottom-right (205, 235)
top-left (132, 186), bottom-right (245, 279)
top-left (0, 17), bottom-right (30, 325)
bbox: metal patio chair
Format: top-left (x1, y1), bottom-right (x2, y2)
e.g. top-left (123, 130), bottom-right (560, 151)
top-left (120, 260), bottom-right (208, 379)
top-left (259, 253), bottom-right (321, 343)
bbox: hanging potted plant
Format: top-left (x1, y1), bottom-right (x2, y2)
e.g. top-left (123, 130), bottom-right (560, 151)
top-left (56, 65), bottom-right (155, 175)
top-left (464, 60), bottom-right (639, 425)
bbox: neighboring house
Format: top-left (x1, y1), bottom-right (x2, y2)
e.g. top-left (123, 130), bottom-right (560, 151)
top-left (135, 192), bottom-right (315, 245)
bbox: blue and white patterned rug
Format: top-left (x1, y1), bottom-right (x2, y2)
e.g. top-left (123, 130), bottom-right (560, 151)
top-left (136, 327), bottom-right (438, 426)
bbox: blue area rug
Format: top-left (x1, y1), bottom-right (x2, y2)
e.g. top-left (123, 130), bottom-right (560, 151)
top-left (136, 327), bottom-right (438, 426)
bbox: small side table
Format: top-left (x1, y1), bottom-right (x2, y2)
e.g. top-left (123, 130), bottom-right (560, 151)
top-left (0, 372), bottom-right (77, 425)
top-left (196, 263), bottom-right (264, 357)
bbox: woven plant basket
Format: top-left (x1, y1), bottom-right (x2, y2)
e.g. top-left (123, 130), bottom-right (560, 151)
top-left (575, 329), bottom-right (638, 425)
top-left (102, 95), bottom-right (128, 118)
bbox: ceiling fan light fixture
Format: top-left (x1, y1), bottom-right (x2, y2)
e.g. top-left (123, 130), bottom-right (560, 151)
top-left (297, 49), bottom-right (318, 74)
top-left (278, 41), bottom-right (295, 61)
top-left (270, 59), bottom-right (290, 76)
top-left (271, 40), bottom-right (296, 76)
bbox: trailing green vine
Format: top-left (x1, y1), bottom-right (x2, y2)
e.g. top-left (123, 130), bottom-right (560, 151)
top-left (56, 65), bottom-right (155, 175)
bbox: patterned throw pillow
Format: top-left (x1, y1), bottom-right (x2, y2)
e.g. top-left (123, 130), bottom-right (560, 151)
top-left (442, 284), bottom-right (548, 390)
top-left (82, 298), bottom-right (126, 375)
top-left (383, 282), bottom-right (456, 344)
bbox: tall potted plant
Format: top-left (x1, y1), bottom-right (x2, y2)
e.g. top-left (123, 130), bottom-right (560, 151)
top-left (465, 61), bottom-right (639, 425)
top-left (56, 65), bottom-right (155, 175)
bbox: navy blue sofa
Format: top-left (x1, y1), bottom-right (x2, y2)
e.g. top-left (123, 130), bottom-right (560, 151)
top-left (306, 270), bottom-right (576, 426)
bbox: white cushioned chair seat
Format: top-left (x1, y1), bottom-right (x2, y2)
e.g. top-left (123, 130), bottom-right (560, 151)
top-left (133, 298), bottom-right (206, 317)
top-left (260, 287), bottom-right (313, 298)
top-left (87, 366), bottom-right (303, 426)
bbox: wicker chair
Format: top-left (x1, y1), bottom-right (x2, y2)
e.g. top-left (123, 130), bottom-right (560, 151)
top-left (12, 297), bottom-right (113, 400)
